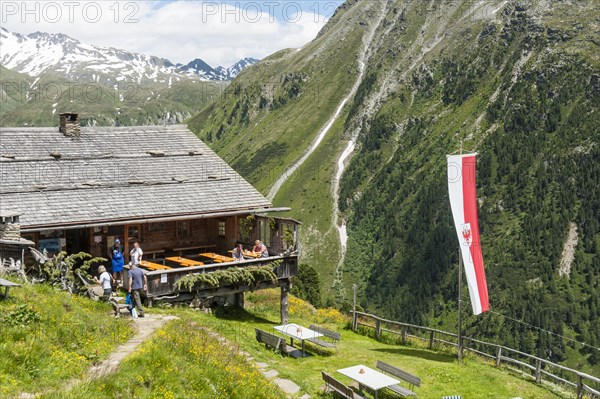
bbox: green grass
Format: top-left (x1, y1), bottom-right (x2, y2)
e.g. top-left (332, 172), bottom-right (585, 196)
top-left (0, 283), bottom-right (576, 398)
top-left (181, 289), bottom-right (570, 399)
top-left (0, 282), bottom-right (133, 398)
top-left (41, 319), bottom-right (285, 399)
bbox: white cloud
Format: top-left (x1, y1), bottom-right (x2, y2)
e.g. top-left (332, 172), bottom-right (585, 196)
top-left (1, 0), bottom-right (340, 67)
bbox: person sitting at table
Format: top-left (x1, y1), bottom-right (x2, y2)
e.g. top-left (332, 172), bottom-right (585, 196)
top-left (253, 240), bottom-right (269, 258)
top-left (232, 242), bottom-right (245, 262)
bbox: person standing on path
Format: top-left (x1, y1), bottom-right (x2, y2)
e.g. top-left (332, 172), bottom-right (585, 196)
top-left (94, 265), bottom-right (113, 299)
top-left (128, 262), bottom-right (147, 318)
top-left (111, 239), bottom-right (125, 288)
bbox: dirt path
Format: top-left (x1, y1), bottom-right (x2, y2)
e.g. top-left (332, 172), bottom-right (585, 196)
top-left (16, 313), bottom-right (178, 399)
top-left (70, 314), bottom-right (178, 388)
top-left (201, 327), bottom-right (308, 398)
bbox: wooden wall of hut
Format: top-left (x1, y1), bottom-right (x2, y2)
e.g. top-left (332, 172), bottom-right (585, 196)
top-left (132, 216), bottom-right (240, 255)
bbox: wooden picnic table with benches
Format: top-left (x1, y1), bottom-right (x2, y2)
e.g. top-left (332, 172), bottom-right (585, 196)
top-left (0, 277), bottom-right (20, 299)
top-left (165, 256), bottom-right (205, 267)
top-left (337, 364), bottom-right (400, 399)
top-left (198, 252), bottom-right (235, 263)
top-left (376, 360), bottom-right (421, 397)
top-left (139, 260), bottom-right (172, 271)
top-left (255, 328), bottom-right (296, 356)
top-left (275, 323), bottom-right (324, 357)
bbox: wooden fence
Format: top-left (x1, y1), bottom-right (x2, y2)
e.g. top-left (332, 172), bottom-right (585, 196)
top-left (352, 311), bottom-right (600, 399)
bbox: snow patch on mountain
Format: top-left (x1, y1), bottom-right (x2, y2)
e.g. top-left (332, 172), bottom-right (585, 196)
top-left (179, 57), bottom-right (259, 80)
top-left (0, 28), bottom-right (258, 84)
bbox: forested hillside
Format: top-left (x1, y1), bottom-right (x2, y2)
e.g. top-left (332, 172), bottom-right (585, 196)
top-left (189, 0), bottom-right (600, 373)
top-left (339, 0), bottom-right (600, 373)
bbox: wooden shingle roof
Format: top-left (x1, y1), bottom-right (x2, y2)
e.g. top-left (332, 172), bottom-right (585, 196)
top-left (0, 125), bottom-right (272, 229)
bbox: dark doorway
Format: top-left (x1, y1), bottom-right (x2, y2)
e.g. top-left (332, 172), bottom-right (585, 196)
top-left (65, 228), bottom-right (90, 255)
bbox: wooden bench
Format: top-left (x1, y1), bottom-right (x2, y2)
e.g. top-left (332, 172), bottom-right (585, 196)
top-left (143, 249), bottom-right (165, 259)
top-left (174, 244), bottom-right (216, 256)
top-left (109, 297), bottom-right (132, 318)
top-left (376, 360), bottom-right (421, 397)
top-left (0, 277), bottom-right (20, 299)
top-left (308, 324), bottom-right (341, 349)
top-left (255, 328), bottom-right (296, 356)
top-left (199, 252), bottom-right (235, 263)
top-left (321, 372), bottom-right (365, 399)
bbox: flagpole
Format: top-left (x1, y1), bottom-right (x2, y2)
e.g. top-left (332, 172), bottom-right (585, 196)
top-left (457, 140), bottom-right (464, 363)
top-left (458, 249), bottom-right (464, 363)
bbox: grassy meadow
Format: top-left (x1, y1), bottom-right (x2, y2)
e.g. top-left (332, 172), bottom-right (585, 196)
top-left (0, 283), bottom-right (133, 398)
top-left (0, 282), bottom-right (577, 399)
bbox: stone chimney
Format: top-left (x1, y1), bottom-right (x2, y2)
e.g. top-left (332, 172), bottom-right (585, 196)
top-left (0, 213), bottom-right (21, 242)
top-left (59, 112), bottom-right (80, 137)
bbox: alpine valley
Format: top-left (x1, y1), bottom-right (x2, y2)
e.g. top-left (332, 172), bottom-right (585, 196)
top-left (1, 0), bottom-right (599, 378)
top-left (189, 0), bottom-right (600, 375)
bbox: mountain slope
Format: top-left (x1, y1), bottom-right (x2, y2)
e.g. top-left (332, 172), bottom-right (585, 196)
top-left (188, 0), bottom-right (600, 373)
top-left (0, 65), bottom-right (228, 126)
top-left (337, 0), bottom-right (600, 373)
top-left (188, 0), bottom-right (384, 289)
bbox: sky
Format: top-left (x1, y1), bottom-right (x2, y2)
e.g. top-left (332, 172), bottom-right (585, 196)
top-left (1, 0), bottom-right (344, 67)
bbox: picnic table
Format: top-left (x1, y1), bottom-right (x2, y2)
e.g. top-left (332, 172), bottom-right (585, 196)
top-left (274, 323), bottom-right (323, 357)
top-left (139, 260), bottom-right (172, 271)
top-left (165, 256), bottom-right (205, 267)
top-left (337, 364), bottom-right (400, 399)
top-left (227, 249), bottom-right (262, 259)
top-left (198, 252), bottom-right (235, 263)
top-left (0, 277), bottom-right (20, 299)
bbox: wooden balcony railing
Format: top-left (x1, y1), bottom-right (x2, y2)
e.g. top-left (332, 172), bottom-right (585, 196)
top-left (138, 254), bottom-right (298, 299)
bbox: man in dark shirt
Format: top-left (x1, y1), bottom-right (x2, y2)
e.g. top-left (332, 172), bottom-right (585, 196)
top-left (128, 263), bottom-right (147, 317)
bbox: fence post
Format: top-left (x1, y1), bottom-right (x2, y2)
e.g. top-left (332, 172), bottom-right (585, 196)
top-left (429, 331), bottom-right (435, 349)
top-left (535, 359), bottom-right (542, 384)
top-left (577, 375), bottom-right (583, 399)
top-left (375, 319), bottom-right (381, 340)
top-left (496, 347), bottom-right (502, 367)
top-left (401, 326), bottom-right (407, 345)
top-left (352, 284), bottom-right (357, 332)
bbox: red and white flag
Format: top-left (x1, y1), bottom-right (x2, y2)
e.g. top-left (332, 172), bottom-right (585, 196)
top-left (447, 154), bottom-right (489, 315)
